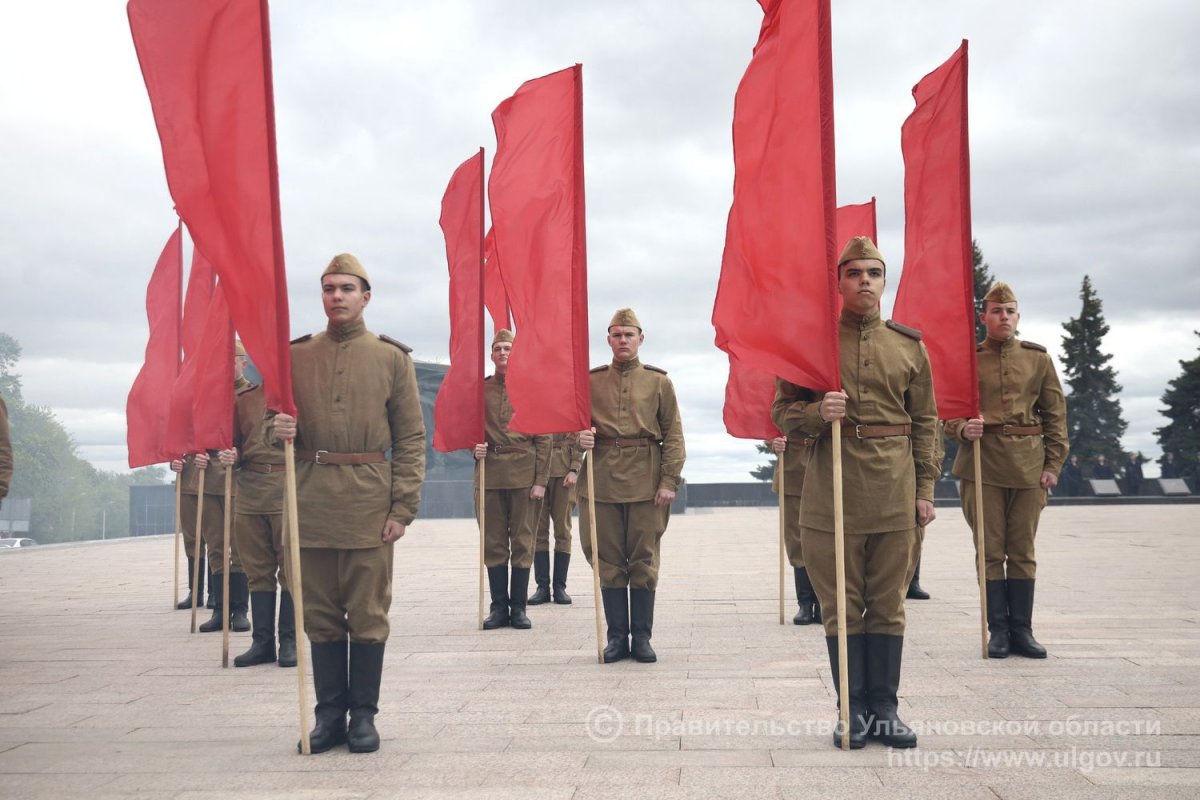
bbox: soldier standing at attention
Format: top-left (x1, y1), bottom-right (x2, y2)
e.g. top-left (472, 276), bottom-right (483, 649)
top-left (773, 237), bottom-right (938, 750)
top-left (769, 431), bottom-right (819, 625)
top-left (271, 254), bottom-right (426, 754)
top-left (528, 433), bottom-right (582, 606)
top-left (473, 329), bottom-right (550, 630)
top-left (945, 282), bottom-right (1068, 660)
top-left (578, 309), bottom-right (686, 664)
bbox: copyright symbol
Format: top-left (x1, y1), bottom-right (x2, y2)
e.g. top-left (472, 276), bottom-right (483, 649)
top-left (586, 705), bottom-right (623, 743)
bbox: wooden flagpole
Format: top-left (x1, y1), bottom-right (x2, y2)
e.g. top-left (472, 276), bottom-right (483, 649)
top-left (190, 463), bottom-right (206, 633)
top-left (585, 452), bottom-right (603, 663)
top-left (221, 467), bottom-right (233, 667)
top-left (973, 445), bottom-right (988, 659)
top-left (832, 424), bottom-right (850, 750)
top-left (478, 458), bottom-right (486, 630)
top-left (778, 469), bottom-right (786, 625)
top-left (283, 441), bottom-right (311, 754)
top-left (173, 474), bottom-right (182, 609)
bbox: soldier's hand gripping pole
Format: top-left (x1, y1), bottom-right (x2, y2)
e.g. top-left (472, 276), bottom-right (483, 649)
top-left (973, 445), bottom-right (988, 660)
top-left (173, 473), bottom-right (182, 610)
top-left (221, 468), bottom-right (233, 667)
top-left (283, 441), bottom-right (312, 755)
top-left (191, 463), bottom-right (206, 634)
top-left (832, 424), bottom-right (850, 750)
top-left (778, 470), bottom-right (786, 625)
top-left (584, 452), bottom-right (603, 664)
top-left (477, 459), bottom-right (486, 630)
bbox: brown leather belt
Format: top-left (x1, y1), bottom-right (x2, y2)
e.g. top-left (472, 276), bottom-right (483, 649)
top-left (596, 436), bottom-right (656, 448)
top-left (983, 424), bottom-right (1043, 436)
top-left (243, 462), bottom-right (285, 474)
top-left (833, 421), bottom-right (912, 439)
top-left (295, 450), bottom-right (387, 465)
top-left (488, 444), bottom-right (528, 455)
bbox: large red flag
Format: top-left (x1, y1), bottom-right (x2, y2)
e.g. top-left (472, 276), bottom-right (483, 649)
top-left (129, 0), bottom-right (294, 416)
top-left (489, 64), bottom-right (590, 434)
top-left (190, 281), bottom-right (234, 451)
top-left (482, 228), bottom-right (512, 335)
top-left (127, 225), bottom-right (183, 468)
top-left (837, 198), bottom-right (877, 250)
top-left (434, 151), bottom-right (486, 453)
top-left (165, 245), bottom-right (215, 455)
top-left (892, 41), bottom-right (978, 420)
top-left (712, 0), bottom-right (840, 393)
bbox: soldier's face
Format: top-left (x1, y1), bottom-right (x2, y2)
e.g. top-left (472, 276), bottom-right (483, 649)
top-left (981, 301), bottom-right (1019, 340)
top-left (839, 260), bottom-right (885, 314)
top-left (322, 274), bottom-right (370, 325)
top-left (608, 326), bottom-right (643, 362)
top-left (491, 341), bottom-right (512, 373)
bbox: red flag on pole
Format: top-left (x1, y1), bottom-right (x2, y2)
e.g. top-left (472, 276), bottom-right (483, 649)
top-left (434, 151), bottom-right (486, 453)
top-left (712, 0), bottom-right (840, 393)
top-left (483, 228), bottom-right (512, 335)
top-left (489, 64), bottom-right (590, 434)
top-left (837, 198), bottom-right (877, 250)
top-left (127, 224), bottom-right (183, 468)
top-left (129, 0), bottom-right (294, 416)
top-left (892, 41), bottom-right (978, 420)
top-left (165, 245), bottom-right (214, 455)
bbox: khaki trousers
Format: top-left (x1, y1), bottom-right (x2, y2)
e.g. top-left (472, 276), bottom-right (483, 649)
top-left (803, 527), bottom-right (917, 637)
top-left (179, 493), bottom-right (206, 561)
top-left (960, 480), bottom-right (1044, 580)
top-left (300, 545), bottom-right (393, 644)
top-left (535, 478), bottom-right (576, 554)
top-left (781, 495), bottom-right (804, 568)
top-left (477, 488), bottom-right (537, 568)
top-left (234, 512), bottom-right (288, 593)
top-left (579, 499), bottom-right (670, 590)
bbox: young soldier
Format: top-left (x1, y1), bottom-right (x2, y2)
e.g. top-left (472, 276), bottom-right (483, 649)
top-left (271, 254), bottom-right (425, 754)
top-left (945, 282), bottom-right (1068, 659)
top-left (528, 433), bottom-right (581, 606)
top-left (770, 432), bottom-right (819, 625)
top-left (578, 309), bottom-right (686, 664)
top-left (473, 329), bottom-right (550, 630)
top-left (772, 237), bottom-right (938, 749)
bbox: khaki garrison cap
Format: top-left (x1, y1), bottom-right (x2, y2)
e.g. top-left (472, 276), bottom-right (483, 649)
top-left (492, 328), bottom-right (515, 346)
top-left (837, 236), bottom-right (886, 268)
top-left (608, 308), bottom-right (642, 331)
top-left (234, 340), bottom-right (246, 357)
top-left (322, 253), bottom-right (371, 289)
top-left (983, 282), bottom-right (1018, 305)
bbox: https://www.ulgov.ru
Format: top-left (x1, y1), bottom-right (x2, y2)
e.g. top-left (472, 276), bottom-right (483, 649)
top-left (888, 746), bottom-right (1161, 773)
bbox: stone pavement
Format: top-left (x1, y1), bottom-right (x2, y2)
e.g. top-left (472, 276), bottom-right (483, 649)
top-left (1, 504), bottom-right (1198, 799)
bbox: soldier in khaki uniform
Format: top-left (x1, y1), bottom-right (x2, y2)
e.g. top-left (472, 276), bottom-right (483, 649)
top-left (0, 393), bottom-right (11, 511)
top-left (472, 329), bottom-right (551, 630)
top-left (271, 254), bottom-right (425, 754)
top-left (171, 345), bottom-right (252, 631)
top-left (578, 309), bottom-right (686, 664)
top-left (905, 423), bottom-right (943, 602)
top-left (218, 372), bottom-right (296, 668)
top-left (770, 431), bottom-right (818, 625)
top-left (529, 433), bottom-right (582, 606)
top-left (945, 282), bottom-right (1068, 659)
top-left (772, 237), bottom-right (938, 749)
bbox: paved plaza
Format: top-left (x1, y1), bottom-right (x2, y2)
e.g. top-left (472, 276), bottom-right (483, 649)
top-left (1, 504), bottom-right (1198, 799)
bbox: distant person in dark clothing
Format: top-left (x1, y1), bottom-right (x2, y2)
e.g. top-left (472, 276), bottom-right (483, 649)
top-left (1161, 452), bottom-right (1180, 479)
top-left (1091, 454), bottom-right (1114, 480)
top-left (1059, 454), bottom-right (1082, 497)
top-left (1122, 453), bottom-right (1144, 496)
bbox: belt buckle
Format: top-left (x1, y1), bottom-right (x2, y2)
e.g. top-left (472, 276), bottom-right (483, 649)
top-left (614, 438), bottom-right (624, 448)
top-left (1002, 425), bottom-right (1012, 436)
top-left (314, 449), bottom-right (329, 465)
top-left (854, 424), bottom-right (865, 439)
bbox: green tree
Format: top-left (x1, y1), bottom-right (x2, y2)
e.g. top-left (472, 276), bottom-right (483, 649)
top-left (1060, 276), bottom-right (1127, 466)
top-left (1154, 331), bottom-right (1200, 483)
top-left (972, 240), bottom-right (995, 342)
top-left (750, 441), bottom-right (775, 482)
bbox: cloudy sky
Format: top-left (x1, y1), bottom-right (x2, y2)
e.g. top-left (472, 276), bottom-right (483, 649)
top-left (2, 0), bottom-right (1197, 482)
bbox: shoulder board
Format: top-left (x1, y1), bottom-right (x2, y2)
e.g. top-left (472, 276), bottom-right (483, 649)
top-left (643, 364), bottom-right (668, 375)
top-left (590, 365), bottom-right (609, 374)
top-left (290, 334), bottom-right (313, 345)
top-left (379, 335), bottom-right (412, 353)
top-left (1020, 340), bottom-right (1047, 352)
top-left (885, 320), bottom-right (923, 341)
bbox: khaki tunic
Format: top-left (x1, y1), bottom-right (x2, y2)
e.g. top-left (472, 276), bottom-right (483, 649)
top-left (769, 425), bottom-right (808, 567)
top-left (0, 395), bottom-right (12, 505)
top-left (772, 308), bottom-right (939, 636)
top-left (536, 434), bottom-right (582, 553)
top-left (579, 357), bottom-right (686, 590)
top-left (232, 383), bottom-right (287, 593)
top-left (946, 337), bottom-right (1069, 580)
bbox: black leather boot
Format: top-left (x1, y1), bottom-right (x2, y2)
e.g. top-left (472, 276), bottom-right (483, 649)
top-left (206, 563), bottom-right (217, 609)
top-left (793, 567), bottom-right (816, 625)
top-left (630, 588), bottom-right (657, 663)
top-left (198, 581), bottom-right (224, 633)
top-left (1007, 579), bottom-right (1047, 658)
top-left (277, 591), bottom-right (297, 668)
top-left (234, 591), bottom-right (277, 667)
top-left (482, 565), bottom-right (510, 630)
top-left (302, 640), bottom-right (348, 753)
top-left (552, 551), bottom-right (573, 605)
top-left (528, 551), bottom-right (551, 605)
top-left (177, 555), bottom-right (204, 610)
top-left (826, 635), bottom-right (869, 749)
top-left (601, 587), bottom-right (630, 663)
top-left (986, 579), bottom-right (1010, 658)
top-left (509, 567), bottom-right (532, 629)
top-left (229, 572), bottom-right (251, 632)
top-left (864, 633), bottom-right (917, 748)
top-left (347, 642), bottom-right (385, 753)
top-left (906, 555), bottom-right (930, 600)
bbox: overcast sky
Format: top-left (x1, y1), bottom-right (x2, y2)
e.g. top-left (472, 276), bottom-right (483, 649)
top-left (2, 0), bottom-right (1198, 482)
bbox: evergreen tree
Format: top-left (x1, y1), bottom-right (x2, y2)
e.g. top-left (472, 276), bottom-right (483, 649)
top-left (1154, 331), bottom-right (1200, 482)
top-left (750, 441), bottom-right (776, 482)
top-left (972, 240), bottom-right (995, 342)
top-left (1060, 276), bottom-right (1127, 466)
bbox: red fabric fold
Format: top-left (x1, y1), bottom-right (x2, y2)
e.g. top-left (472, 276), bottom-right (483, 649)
top-left (837, 198), bottom-right (878, 250)
top-left (483, 227), bottom-right (512, 335)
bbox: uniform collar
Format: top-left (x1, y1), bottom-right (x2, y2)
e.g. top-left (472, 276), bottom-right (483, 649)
top-left (839, 306), bottom-right (881, 330)
top-left (327, 317), bottom-right (367, 342)
top-left (493, 372), bottom-right (506, 385)
top-left (983, 335), bottom-right (1016, 353)
top-left (612, 356), bottom-right (641, 373)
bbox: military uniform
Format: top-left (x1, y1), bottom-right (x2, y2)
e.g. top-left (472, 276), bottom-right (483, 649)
top-left (476, 360), bottom-right (551, 630)
top-left (580, 308), bottom-right (686, 664)
top-left (906, 423), bottom-right (944, 601)
top-left (945, 282), bottom-right (1068, 659)
top-left (0, 394), bottom-right (11, 510)
top-left (768, 399), bottom-right (819, 625)
top-left (230, 382), bottom-right (296, 668)
top-left (276, 253), bottom-right (425, 754)
top-left (529, 433), bottom-right (582, 606)
top-left (772, 237), bottom-right (939, 749)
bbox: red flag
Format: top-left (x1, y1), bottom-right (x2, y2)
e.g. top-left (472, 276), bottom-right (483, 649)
top-left (712, 0), bottom-right (840, 393)
top-left (129, 0), bottom-right (294, 416)
top-left (723, 354), bottom-right (781, 440)
top-left (434, 151), bottom-right (486, 453)
top-left (126, 225), bottom-right (183, 468)
top-left (892, 41), bottom-right (978, 420)
top-left (164, 245), bottom-right (215, 455)
top-left (483, 228), bottom-right (512, 335)
top-left (489, 65), bottom-right (590, 434)
top-left (837, 198), bottom-right (877, 250)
